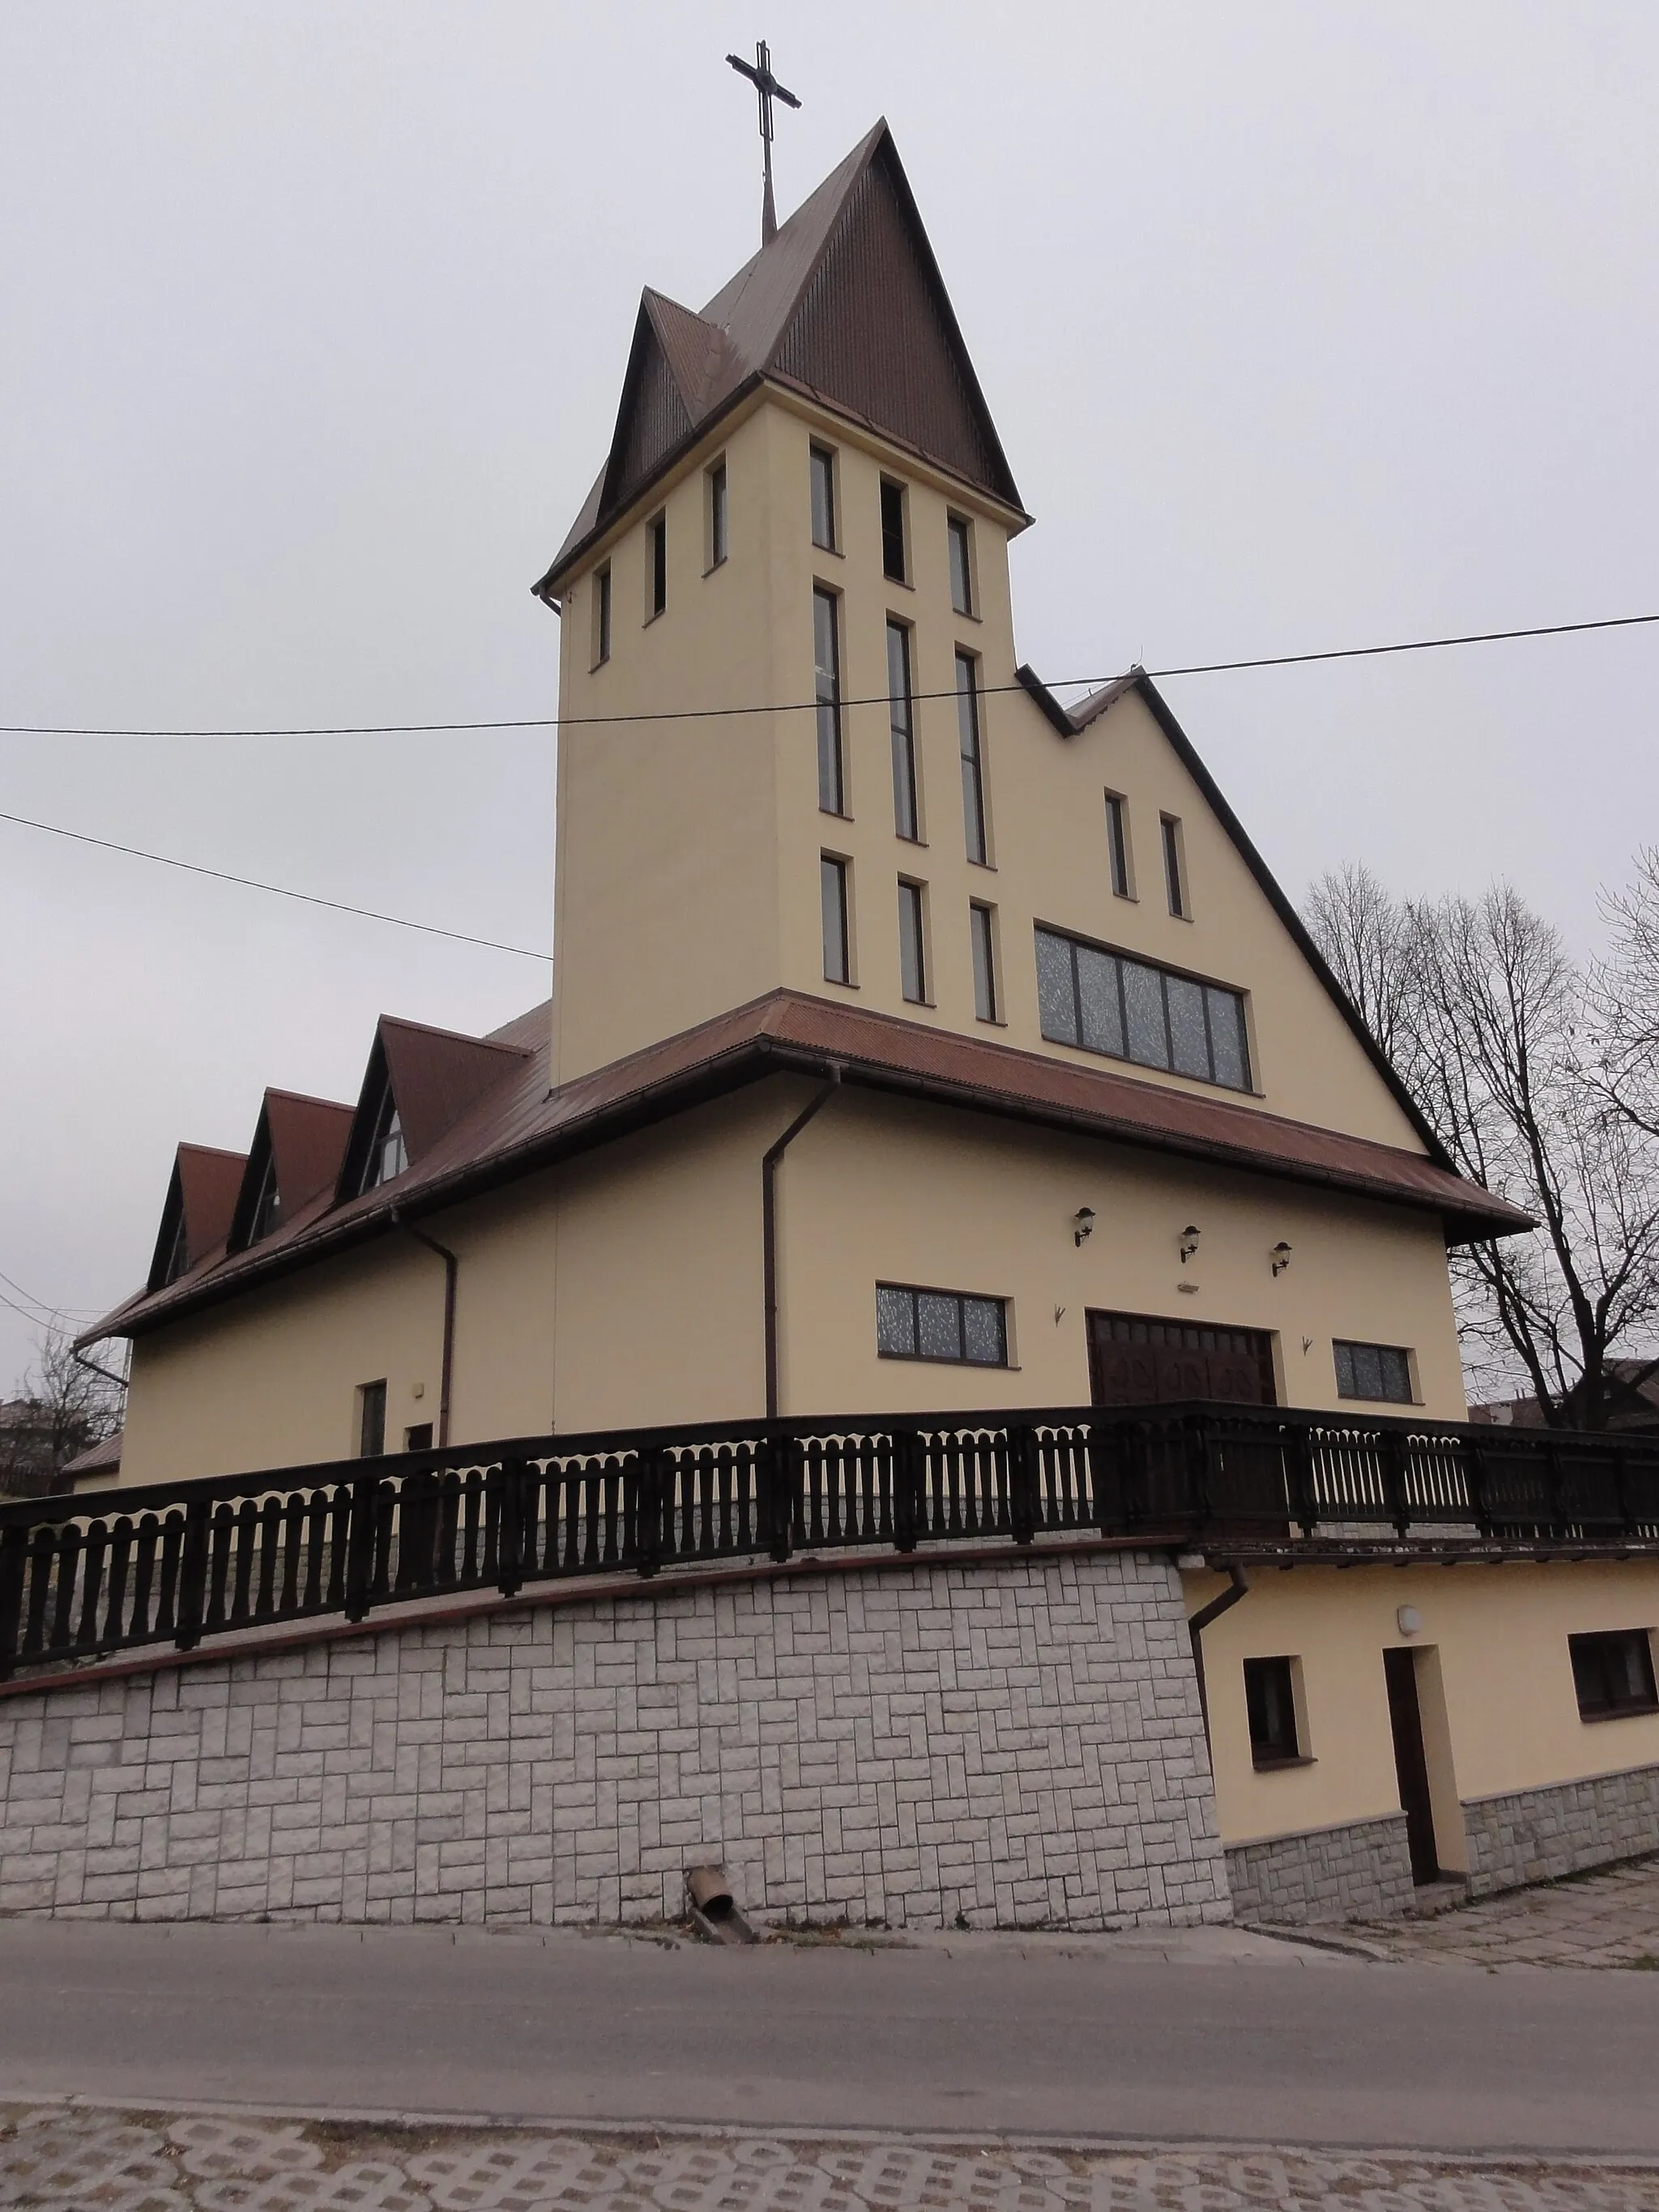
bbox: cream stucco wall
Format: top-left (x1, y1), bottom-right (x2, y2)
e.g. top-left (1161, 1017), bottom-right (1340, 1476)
top-left (552, 386), bottom-right (1422, 1152)
top-left (1187, 1559), bottom-right (1659, 1856)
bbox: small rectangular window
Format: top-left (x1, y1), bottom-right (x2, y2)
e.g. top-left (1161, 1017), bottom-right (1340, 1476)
top-left (956, 650), bottom-right (987, 864)
top-left (876, 1282), bottom-right (1009, 1367)
top-left (647, 512), bottom-right (667, 618)
top-left (898, 880), bottom-right (928, 1004)
top-left (1333, 1340), bottom-right (1414, 1404)
top-left (404, 1421), bottom-right (433, 1453)
top-left (886, 620), bottom-right (918, 840)
top-left (1244, 1656), bottom-right (1303, 1767)
top-left (881, 478), bottom-right (908, 583)
top-left (1162, 814), bottom-right (1188, 918)
top-left (1104, 792), bottom-right (1132, 898)
top-left (357, 1379), bottom-right (387, 1459)
top-left (1569, 1630), bottom-right (1658, 1720)
top-left (810, 443), bottom-right (837, 552)
top-left (970, 901), bottom-right (998, 1022)
top-left (1034, 926), bottom-right (1252, 1090)
top-left (821, 855), bottom-right (851, 985)
top-left (593, 563), bottom-right (612, 667)
top-left (813, 586), bottom-right (845, 815)
top-left (707, 459), bottom-right (728, 569)
top-left (947, 514), bottom-right (973, 616)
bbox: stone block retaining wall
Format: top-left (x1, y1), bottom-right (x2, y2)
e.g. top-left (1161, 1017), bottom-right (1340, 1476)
top-left (1225, 1811), bottom-right (1415, 1925)
top-left (1462, 1762), bottom-right (1659, 1896)
top-left (0, 1549), bottom-right (1230, 1931)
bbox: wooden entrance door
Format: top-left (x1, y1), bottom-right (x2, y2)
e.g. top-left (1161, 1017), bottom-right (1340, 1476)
top-left (1384, 1646), bottom-right (1441, 1885)
top-left (1086, 1309), bottom-right (1277, 1408)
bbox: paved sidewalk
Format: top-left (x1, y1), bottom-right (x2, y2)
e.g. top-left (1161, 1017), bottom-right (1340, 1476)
top-left (1342, 1856), bottom-right (1659, 1969)
top-left (6, 2106), bottom-right (1659, 2212)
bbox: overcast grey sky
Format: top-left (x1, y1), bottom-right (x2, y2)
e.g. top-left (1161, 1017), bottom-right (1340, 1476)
top-left (2, 2), bottom-right (1656, 1388)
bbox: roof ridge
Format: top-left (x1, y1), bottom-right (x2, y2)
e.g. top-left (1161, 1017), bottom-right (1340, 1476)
top-left (377, 1012), bottom-right (532, 1057)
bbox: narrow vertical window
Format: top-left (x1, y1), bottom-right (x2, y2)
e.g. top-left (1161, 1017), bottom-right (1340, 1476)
top-left (886, 619), bottom-right (918, 840)
top-left (956, 650), bottom-right (987, 863)
top-left (813, 587), bottom-right (844, 815)
top-left (357, 1379), bottom-right (387, 1459)
top-left (647, 512), bottom-right (667, 619)
top-left (821, 855), bottom-right (851, 984)
top-left (810, 444), bottom-right (837, 552)
top-left (881, 479), bottom-right (908, 583)
top-left (898, 880), bottom-right (928, 1004)
top-left (947, 515), bottom-right (973, 615)
top-left (593, 564), bottom-right (612, 666)
top-left (1104, 792), bottom-right (1132, 898)
top-left (970, 902), bottom-right (998, 1021)
top-left (1162, 815), bottom-right (1188, 918)
top-left (707, 460), bottom-right (728, 569)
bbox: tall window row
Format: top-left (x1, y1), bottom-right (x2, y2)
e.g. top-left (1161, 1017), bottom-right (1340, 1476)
top-left (811, 441), bottom-right (974, 617)
top-left (1034, 926), bottom-right (1252, 1091)
top-left (821, 852), bottom-right (1000, 1028)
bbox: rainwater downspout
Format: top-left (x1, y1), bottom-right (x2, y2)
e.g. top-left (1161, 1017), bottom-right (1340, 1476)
top-left (393, 1210), bottom-right (458, 1448)
top-left (1186, 1561), bottom-right (1251, 1750)
top-left (762, 1066), bottom-right (842, 1419)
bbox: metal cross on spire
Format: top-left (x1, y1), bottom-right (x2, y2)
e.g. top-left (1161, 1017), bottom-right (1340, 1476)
top-left (726, 40), bottom-right (800, 246)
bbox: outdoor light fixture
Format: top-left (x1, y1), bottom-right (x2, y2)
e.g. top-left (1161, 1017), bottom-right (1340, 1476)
top-left (1179, 1224), bottom-right (1201, 1265)
top-left (1397, 1605), bottom-right (1422, 1639)
top-left (1073, 1206), bottom-right (1096, 1247)
top-left (1271, 1241), bottom-right (1293, 1276)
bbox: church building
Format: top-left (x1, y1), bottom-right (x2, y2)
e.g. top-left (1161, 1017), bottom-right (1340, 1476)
top-left (59, 117), bottom-right (1659, 1929)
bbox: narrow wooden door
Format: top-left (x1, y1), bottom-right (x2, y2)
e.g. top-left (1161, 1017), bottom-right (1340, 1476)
top-left (1383, 1646), bottom-right (1441, 1884)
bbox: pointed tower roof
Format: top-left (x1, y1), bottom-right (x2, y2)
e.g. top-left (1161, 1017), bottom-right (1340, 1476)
top-left (536, 121), bottom-right (1025, 595)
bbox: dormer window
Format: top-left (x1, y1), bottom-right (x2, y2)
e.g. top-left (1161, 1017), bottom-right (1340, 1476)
top-left (248, 1153), bottom-right (283, 1243)
top-left (361, 1085), bottom-right (408, 1193)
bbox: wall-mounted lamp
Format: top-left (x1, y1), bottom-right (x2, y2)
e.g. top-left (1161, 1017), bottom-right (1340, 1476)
top-left (1271, 1241), bottom-right (1293, 1276)
top-left (1178, 1224), bottom-right (1201, 1265)
top-left (1397, 1605), bottom-right (1422, 1639)
top-left (1073, 1206), bottom-right (1096, 1247)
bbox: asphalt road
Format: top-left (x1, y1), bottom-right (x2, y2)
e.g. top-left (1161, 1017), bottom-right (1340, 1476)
top-left (2, 1920), bottom-right (1657, 2154)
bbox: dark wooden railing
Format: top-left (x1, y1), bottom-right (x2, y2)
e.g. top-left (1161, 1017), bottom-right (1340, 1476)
top-left (2, 1402), bottom-right (1656, 1679)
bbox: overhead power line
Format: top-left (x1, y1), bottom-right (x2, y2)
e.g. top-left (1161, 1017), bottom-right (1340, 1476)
top-left (0, 1268), bottom-right (99, 1321)
top-left (0, 810), bottom-right (550, 963)
top-left (2, 611), bottom-right (1655, 739)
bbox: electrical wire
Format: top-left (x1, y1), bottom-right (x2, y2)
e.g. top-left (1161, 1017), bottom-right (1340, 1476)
top-left (0, 1269), bottom-right (98, 1320)
top-left (2, 611), bottom-right (1655, 739)
top-left (0, 810), bottom-right (550, 963)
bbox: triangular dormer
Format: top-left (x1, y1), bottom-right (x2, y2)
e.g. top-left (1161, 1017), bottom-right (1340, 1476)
top-left (228, 1090), bottom-right (356, 1254)
top-left (537, 121), bottom-right (1024, 595)
top-left (147, 1143), bottom-right (247, 1292)
top-left (337, 1017), bottom-right (532, 1202)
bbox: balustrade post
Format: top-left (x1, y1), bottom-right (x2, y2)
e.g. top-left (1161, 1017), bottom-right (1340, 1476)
top-left (1286, 1421), bottom-right (1319, 1536)
top-left (497, 1459), bottom-right (526, 1599)
top-left (1088, 1421), bottom-right (1120, 1536)
top-left (0, 1524), bottom-right (28, 1681)
top-left (633, 1451), bottom-right (663, 1579)
top-left (760, 1434), bottom-right (795, 1565)
top-left (892, 1428), bottom-right (923, 1554)
top-left (1380, 1429), bottom-right (1411, 1539)
top-left (343, 1474), bottom-right (382, 1623)
top-left (1465, 1435), bottom-right (1494, 1538)
top-left (173, 1496), bottom-right (211, 1652)
top-left (1186, 1417), bottom-right (1213, 1534)
top-left (1009, 1425), bottom-right (1038, 1545)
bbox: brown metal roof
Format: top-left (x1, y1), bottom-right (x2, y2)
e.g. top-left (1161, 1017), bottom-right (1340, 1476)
top-left (144, 1142), bottom-right (247, 1292)
top-left (536, 121), bottom-right (1026, 595)
top-left (88, 987), bottom-right (1529, 1347)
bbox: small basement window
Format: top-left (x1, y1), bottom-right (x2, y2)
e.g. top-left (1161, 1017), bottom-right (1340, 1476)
top-left (876, 1282), bottom-right (1009, 1367)
top-left (1570, 1630), bottom-right (1658, 1721)
top-left (1334, 1340), bottom-right (1414, 1404)
top-left (1243, 1656), bottom-right (1303, 1767)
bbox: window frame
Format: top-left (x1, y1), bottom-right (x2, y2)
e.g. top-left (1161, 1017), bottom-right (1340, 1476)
top-left (706, 458), bottom-right (728, 570)
top-left (813, 585), bottom-right (846, 817)
top-left (1162, 813), bottom-right (1189, 918)
top-left (970, 901), bottom-right (999, 1023)
top-left (897, 877), bottom-right (928, 1004)
top-left (1333, 1339), bottom-right (1416, 1405)
top-left (880, 476), bottom-right (910, 585)
top-left (955, 648), bottom-right (989, 865)
top-left (646, 510), bottom-right (667, 620)
top-left (404, 1421), bottom-right (434, 1454)
top-left (886, 617), bottom-right (920, 842)
top-left (1569, 1629), bottom-right (1658, 1721)
top-left (357, 1379), bottom-right (387, 1460)
top-left (809, 442), bottom-right (838, 553)
top-left (1104, 791), bottom-right (1134, 900)
top-left (876, 1281), bottom-right (1011, 1368)
top-left (821, 853), bottom-right (853, 986)
top-left (1034, 923), bottom-right (1254, 1091)
top-left (947, 513), bottom-right (975, 616)
top-left (591, 562), bottom-right (612, 667)
top-left (360, 1084), bottom-right (409, 1196)
top-left (1243, 1655), bottom-right (1307, 1769)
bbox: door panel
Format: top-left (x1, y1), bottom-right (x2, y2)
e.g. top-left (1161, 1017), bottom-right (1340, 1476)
top-left (1384, 1645), bottom-right (1441, 1885)
top-left (1087, 1309), bottom-right (1277, 1408)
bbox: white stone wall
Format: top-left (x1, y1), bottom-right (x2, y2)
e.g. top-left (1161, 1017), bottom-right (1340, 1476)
top-left (0, 1550), bottom-right (1230, 1931)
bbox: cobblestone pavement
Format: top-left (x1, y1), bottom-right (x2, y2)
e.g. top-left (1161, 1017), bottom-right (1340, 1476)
top-left (1341, 1856), bottom-right (1659, 1968)
top-left (5, 2108), bottom-right (1659, 2212)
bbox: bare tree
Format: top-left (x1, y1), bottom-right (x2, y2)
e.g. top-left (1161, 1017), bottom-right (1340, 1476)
top-left (1305, 868), bottom-right (1659, 1426)
top-left (0, 1327), bottom-right (126, 1496)
top-left (1590, 846), bottom-right (1659, 1142)
top-left (1303, 860), bottom-right (1414, 1063)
